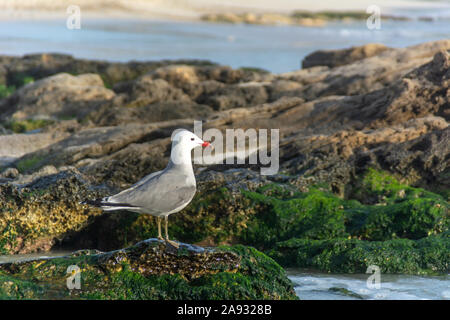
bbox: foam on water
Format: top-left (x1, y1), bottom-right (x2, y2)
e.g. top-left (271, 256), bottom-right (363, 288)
top-left (288, 270), bottom-right (450, 300)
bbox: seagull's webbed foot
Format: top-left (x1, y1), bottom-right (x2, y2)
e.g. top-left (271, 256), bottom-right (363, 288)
top-left (157, 236), bottom-right (164, 241)
top-left (165, 239), bottom-right (179, 249)
top-left (163, 215), bottom-right (179, 249)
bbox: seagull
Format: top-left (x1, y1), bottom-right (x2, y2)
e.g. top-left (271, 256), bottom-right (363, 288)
top-left (82, 129), bottom-right (211, 248)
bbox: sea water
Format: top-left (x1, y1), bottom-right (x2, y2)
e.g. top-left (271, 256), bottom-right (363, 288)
top-left (1, 253), bottom-right (448, 300)
top-left (288, 269), bottom-right (450, 300)
top-left (0, 12), bottom-right (448, 73)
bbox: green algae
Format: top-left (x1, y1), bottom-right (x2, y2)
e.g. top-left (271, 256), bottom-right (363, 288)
top-left (63, 168), bottom-right (448, 278)
top-left (0, 223), bottom-right (17, 255)
top-left (0, 272), bottom-right (45, 300)
top-left (346, 168), bottom-right (449, 240)
top-left (0, 171), bottom-right (106, 254)
top-left (81, 246), bottom-right (295, 300)
top-left (1, 167), bottom-right (447, 280)
top-left (0, 74), bottom-right (35, 99)
top-left (15, 155), bottom-right (46, 173)
top-left (0, 85), bottom-right (15, 99)
top-left (290, 10), bottom-right (409, 21)
top-left (9, 73), bottom-right (34, 88)
top-left (352, 168), bottom-right (445, 205)
top-left (328, 287), bottom-right (363, 299)
top-left (239, 170), bottom-right (449, 274)
top-left (241, 186), bottom-right (348, 248)
top-left (239, 170), bottom-right (448, 248)
top-left (4, 119), bottom-right (54, 133)
top-left (73, 186), bottom-right (252, 250)
top-left (238, 67), bottom-right (270, 74)
top-left (0, 243), bottom-right (298, 300)
top-left (268, 232), bottom-right (449, 275)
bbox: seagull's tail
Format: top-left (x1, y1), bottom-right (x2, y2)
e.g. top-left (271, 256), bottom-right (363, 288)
top-left (80, 197), bottom-right (139, 211)
top-left (80, 198), bottom-right (105, 207)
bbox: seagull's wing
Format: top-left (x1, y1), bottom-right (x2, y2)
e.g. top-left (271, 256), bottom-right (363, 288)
top-left (126, 170), bottom-right (163, 191)
top-left (102, 169), bottom-right (196, 215)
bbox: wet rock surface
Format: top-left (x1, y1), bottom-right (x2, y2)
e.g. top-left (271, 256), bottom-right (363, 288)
top-left (0, 240), bottom-right (297, 300)
top-left (0, 169), bottom-right (107, 254)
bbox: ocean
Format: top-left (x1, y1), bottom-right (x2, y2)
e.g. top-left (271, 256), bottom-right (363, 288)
top-left (0, 3), bottom-right (449, 73)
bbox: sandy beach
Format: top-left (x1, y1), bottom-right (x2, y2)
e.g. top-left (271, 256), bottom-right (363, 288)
top-left (0, 0), bottom-right (448, 20)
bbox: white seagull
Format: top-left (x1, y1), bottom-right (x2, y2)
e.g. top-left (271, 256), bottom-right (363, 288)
top-left (83, 129), bottom-right (211, 248)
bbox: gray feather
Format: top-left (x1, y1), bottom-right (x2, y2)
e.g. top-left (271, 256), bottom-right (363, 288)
top-left (106, 163), bottom-right (196, 216)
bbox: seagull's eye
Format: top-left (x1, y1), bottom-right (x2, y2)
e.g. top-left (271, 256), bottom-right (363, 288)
top-left (191, 138), bottom-right (195, 141)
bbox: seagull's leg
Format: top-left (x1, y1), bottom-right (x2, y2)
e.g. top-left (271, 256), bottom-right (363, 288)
top-left (164, 215), bottom-right (179, 248)
top-left (157, 217), bottom-right (164, 241)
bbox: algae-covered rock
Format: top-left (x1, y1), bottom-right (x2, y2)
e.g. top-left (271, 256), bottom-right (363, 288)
top-left (0, 240), bottom-right (298, 300)
top-left (0, 169), bottom-right (108, 254)
top-left (0, 42), bottom-right (448, 280)
top-left (60, 168), bottom-right (448, 264)
top-left (268, 232), bottom-right (450, 275)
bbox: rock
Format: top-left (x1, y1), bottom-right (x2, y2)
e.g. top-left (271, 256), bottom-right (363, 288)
top-left (11, 123), bottom-right (173, 174)
top-left (0, 240), bottom-right (298, 300)
top-left (201, 82), bottom-right (269, 110)
top-left (280, 117), bottom-right (448, 195)
top-left (149, 65), bottom-right (200, 86)
top-left (60, 168), bottom-right (276, 250)
top-left (267, 80), bottom-right (303, 101)
top-left (328, 287), bottom-right (363, 299)
top-left (0, 169), bottom-right (108, 254)
top-left (85, 65), bottom-right (273, 124)
top-left (0, 168), bottom-right (19, 180)
top-left (0, 132), bottom-right (70, 166)
top-left (282, 39), bottom-right (450, 98)
top-left (88, 75), bottom-right (213, 126)
top-left (302, 43), bottom-right (390, 69)
top-left (0, 40), bottom-right (447, 280)
top-left (354, 125), bottom-right (450, 193)
top-left (0, 73), bottom-right (115, 121)
top-left (80, 138), bottom-right (171, 189)
top-left (201, 12), bottom-right (326, 27)
top-left (60, 167), bottom-right (448, 255)
top-left (10, 165), bottom-right (59, 186)
top-left (115, 77), bottom-right (191, 105)
top-left (1, 53), bottom-right (216, 89)
top-left (89, 100), bottom-right (213, 126)
top-left (269, 233), bottom-right (449, 275)
top-left (150, 64), bottom-right (249, 86)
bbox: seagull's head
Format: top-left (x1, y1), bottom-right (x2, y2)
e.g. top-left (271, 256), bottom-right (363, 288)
top-left (171, 129), bottom-right (211, 151)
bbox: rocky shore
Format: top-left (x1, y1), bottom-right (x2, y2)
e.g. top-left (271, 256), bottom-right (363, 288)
top-left (0, 39), bottom-right (448, 299)
top-left (200, 10), bottom-right (413, 27)
top-left (0, 240), bottom-right (297, 299)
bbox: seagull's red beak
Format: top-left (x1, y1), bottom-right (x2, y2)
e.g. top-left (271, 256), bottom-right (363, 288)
top-left (201, 141), bottom-right (211, 148)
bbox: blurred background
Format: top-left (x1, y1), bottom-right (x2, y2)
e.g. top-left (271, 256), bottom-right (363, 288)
top-left (0, 0), bottom-right (449, 73)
